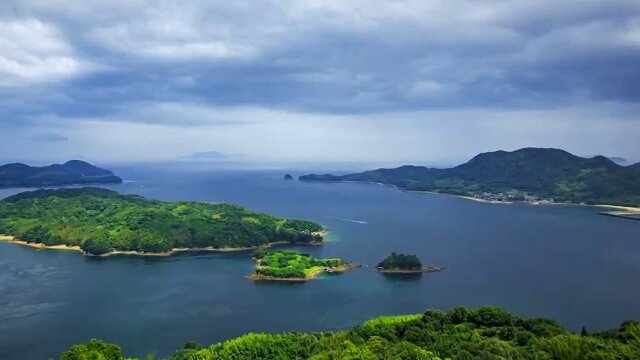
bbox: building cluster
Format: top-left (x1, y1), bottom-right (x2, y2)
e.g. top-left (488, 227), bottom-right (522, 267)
top-left (473, 190), bottom-right (554, 203)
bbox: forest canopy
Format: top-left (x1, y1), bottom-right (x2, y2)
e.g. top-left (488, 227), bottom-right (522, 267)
top-left (377, 252), bottom-right (423, 270)
top-left (60, 306), bottom-right (640, 360)
top-left (0, 188), bottom-right (323, 255)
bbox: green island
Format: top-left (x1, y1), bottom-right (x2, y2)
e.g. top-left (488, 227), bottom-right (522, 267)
top-left (0, 188), bottom-right (324, 256)
top-left (247, 249), bottom-right (357, 281)
top-left (300, 147), bottom-right (640, 208)
top-left (376, 252), bottom-right (442, 273)
top-left (60, 306), bottom-right (640, 359)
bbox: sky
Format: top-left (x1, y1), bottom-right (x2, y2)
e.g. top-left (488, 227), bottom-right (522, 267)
top-left (1, 0), bottom-right (639, 165)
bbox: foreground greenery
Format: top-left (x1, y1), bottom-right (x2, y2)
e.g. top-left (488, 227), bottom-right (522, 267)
top-left (0, 160), bottom-right (122, 187)
top-left (300, 148), bottom-right (640, 207)
top-left (60, 306), bottom-right (640, 359)
top-left (0, 188), bottom-right (323, 255)
top-left (377, 252), bottom-right (423, 270)
top-left (252, 250), bottom-right (345, 279)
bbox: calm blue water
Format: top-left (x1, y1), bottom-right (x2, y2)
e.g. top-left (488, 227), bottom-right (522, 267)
top-left (1, 165), bottom-right (639, 359)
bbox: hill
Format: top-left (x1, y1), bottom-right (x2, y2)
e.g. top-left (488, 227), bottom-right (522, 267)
top-left (0, 188), bottom-right (323, 255)
top-left (0, 160), bottom-right (122, 187)
top-left (60, 306), bottom-right (640, 359)
top-left (300, 148), bottom-right (640, 206)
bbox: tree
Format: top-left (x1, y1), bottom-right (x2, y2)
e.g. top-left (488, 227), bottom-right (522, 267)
top-left (60, 338), bottom-right (123, 360)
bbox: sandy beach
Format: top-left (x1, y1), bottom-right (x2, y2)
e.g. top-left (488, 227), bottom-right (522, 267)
top-left (0, 235), bottom-right (325, 257)
top-left (0, 235), bottom-right (82, 251)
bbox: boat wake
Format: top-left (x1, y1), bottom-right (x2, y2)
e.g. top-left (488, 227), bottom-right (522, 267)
top-left (337, 218), bottom-right (368, 224)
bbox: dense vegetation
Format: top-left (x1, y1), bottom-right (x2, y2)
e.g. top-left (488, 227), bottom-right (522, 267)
top-left (0, 160), bottom-right (122, 187)
top-left (252, 250), bottom-right (344, 279)
top-left (60, 306), bottom-right (640, 359)
top-left (377, 252), bottom-right (423, 270)
top-left (300, 148), bottom-right (640, 207)
top-left (0, 188), bottom-right (323, 255)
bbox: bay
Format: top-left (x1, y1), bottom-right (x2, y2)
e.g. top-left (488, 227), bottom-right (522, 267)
top-left (0, 165), bottom-right (639, 359)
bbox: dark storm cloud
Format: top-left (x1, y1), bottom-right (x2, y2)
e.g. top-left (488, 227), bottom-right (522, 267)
top-left (1, 0), bottom-right (639, 120)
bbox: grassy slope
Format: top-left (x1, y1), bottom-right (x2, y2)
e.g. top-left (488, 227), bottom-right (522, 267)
top-left (253, 250), bottom-right (345, 279)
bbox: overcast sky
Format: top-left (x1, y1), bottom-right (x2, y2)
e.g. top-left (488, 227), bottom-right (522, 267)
top-left (1, 0), bottom-right (639, 165)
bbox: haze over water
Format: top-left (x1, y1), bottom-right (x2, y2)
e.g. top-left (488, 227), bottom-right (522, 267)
top-left (1, 165), bottom-right (639, 359)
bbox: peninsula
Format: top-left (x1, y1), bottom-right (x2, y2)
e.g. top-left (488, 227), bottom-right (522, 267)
top-left (0, 160), bottom-right (122, 187)
top-left (376, 252), bottom-right (442, 274)
top-left (0, 188), bottom-right (324, 256)
top-left (247, 250), bottom-right (357, 281)
top-left (300, 148), bottom-right (640, 208)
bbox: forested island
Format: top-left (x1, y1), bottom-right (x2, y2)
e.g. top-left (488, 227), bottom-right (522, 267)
top-left (247, 250), bottom-right (356, 281)
top-left (376, 252), bottom-right (442, 273)
top-left (300, 148), bottom-right (640, 207)
top-left (60, 306), bottom-right (640, 359)
top-left (0, 160), bottom-right (122, 187)
top-left (0, 188), bottom-right (324, 256)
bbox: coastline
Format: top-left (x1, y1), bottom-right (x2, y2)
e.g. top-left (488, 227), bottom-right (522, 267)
top-left (318, 180), bottom-right (640, 211)
top-left (247, 262), bottom-right (359, 282)
top-left (0, 235), bottom-right (326, 257)
top-left (376, 266), bottom-right (443, 274)
top-left (0, 236), bottom-right (82, 251)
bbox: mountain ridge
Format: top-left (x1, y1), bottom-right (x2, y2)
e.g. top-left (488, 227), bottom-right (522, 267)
top-left (0, 160), bottom-right (122, 187)
top-left (300, 148), bottom-right (640, 207)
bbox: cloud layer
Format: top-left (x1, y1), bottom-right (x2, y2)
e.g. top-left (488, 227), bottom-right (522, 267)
top-left (1, 0), bottom-right (639, 163)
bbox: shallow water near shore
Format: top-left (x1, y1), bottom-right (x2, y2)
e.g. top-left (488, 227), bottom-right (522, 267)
top-left (1, 165), bottom-right (639, 359)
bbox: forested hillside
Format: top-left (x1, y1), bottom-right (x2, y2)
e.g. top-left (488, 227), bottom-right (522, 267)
top-left (0, 188), bottom-right (323, 255)
top-left (60, 306), bottom-right (640, 359)
top-left (300, 148), bottom-right (640, 206)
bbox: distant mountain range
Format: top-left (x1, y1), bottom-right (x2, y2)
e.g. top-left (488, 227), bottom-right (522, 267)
top-left (181, 151), bottom-right (227, 160)
top-left (300, 148), bottom-right (640, 207)
top-left (0, 160), bottom-right (122, 188)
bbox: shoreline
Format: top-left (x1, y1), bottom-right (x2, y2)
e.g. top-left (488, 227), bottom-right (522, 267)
top-left (314, 180), bottom-right (640, 212)
top-left (0, 236), bottom-right (82, 251)
top-left (376, 266), bottom-right (443, 274)
top-left (0, 235), bottom-right (326, 257)
top-left (247, 262), bottom-right (359, 282)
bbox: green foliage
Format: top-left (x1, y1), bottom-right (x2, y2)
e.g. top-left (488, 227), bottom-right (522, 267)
top-left (300, 148), bottom-right (640, 207)
top-left (253, 250), bottom-right (345, 279)
top-left (61, 307), bottom-right (640, 360)
top-left (377, 252), bottom-right (422, 270)
top-left (0, 188), bottom-right (324, 255)
top-left (60, 338), bottom-right (123, 360)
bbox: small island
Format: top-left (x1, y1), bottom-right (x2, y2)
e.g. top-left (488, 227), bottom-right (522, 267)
top-left (376, 252), bottom-right (442, 274)
top-left (284, 174), bottom-right (294, 180)
top-left (0, 188), bottom-right (325, 256)
top-left (0, 160), bottom-right (122, 187)
top-left (247, 250), bottom-right (358, 281)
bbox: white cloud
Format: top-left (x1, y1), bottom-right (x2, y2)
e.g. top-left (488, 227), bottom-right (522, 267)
top-left (0, 19), bottom-right (96, 86)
